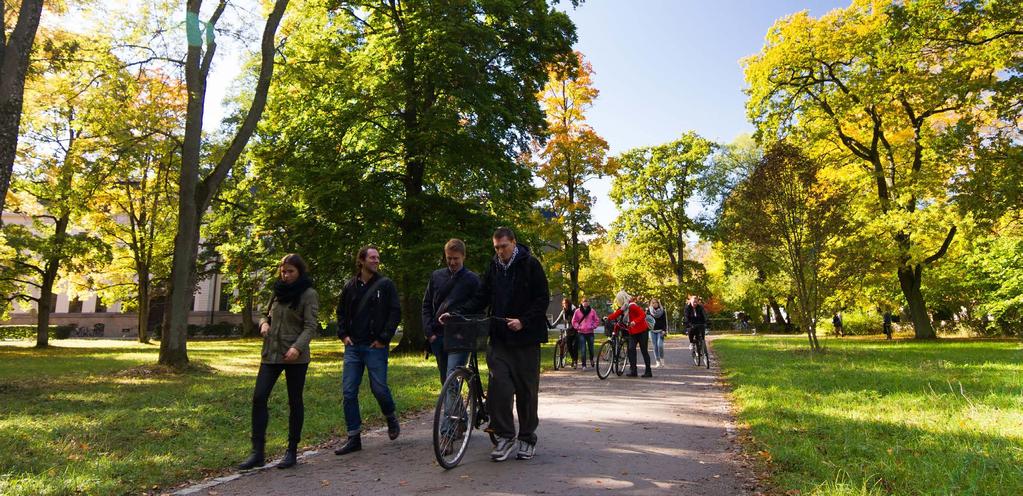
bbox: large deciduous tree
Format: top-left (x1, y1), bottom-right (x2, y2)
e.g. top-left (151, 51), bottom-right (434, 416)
top-left (743, 0), bottom-right (1022, 338)
top-left (1, 33), bottom-right (124, 347)
top-left (534, 51), bottom-right (609, 303)
top-left (728, 142), bottom-right (855, 350)
top-left (160, 0), bottom-right (290, 366)
top-left (254, 0), bottom-right (578, 353)
top-left (609, 132), bottom-right (715, 302)
top-left (0, 0), bottom-right (46, 220)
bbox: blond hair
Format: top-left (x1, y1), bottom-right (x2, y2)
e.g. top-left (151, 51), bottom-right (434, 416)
top-left (614, 290), bottom-right (631, 309)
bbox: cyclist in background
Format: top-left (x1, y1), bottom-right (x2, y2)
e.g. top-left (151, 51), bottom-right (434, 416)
top-left (684, 295), bottom-right (708, 351)
top-left (551, 298), bottom-right (578, 368)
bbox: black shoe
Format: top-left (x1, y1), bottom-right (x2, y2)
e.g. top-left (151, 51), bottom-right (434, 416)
top-left (238, 450), bottom-right (265, 470)
top-left (387, 417), bottom-right (400, 440)
top-left (334, 435), bottom-right (362, 455)
top-left (626, 371), bottom-right (638, 377)
top-left (642, 370), bottom-right (653, 377)
top-left (277, 449), bottom-right (297, 469)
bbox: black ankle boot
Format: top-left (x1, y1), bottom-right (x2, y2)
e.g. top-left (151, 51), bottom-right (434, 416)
top-left (238, 450), bottom-right (265, 470)
top-left (387, 417), bottom-right (400, 440)
top-left (277, 449), bottom-right (298, 469)
top-left (334, 435), bottom-right (362, 455)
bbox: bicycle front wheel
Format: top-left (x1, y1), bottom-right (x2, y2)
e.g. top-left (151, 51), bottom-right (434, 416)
top-left (433, 368), bottom-right (476, 469)
top-left (596, 341), bottom-right (613, 380)
top-left (614, 338), bottom-right (628, 376)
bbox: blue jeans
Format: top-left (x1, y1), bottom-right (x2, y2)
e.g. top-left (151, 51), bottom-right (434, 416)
top-left (577, 333), bottom-right (595, 364)
top-left (430, 335), bottom-right (470, 385)
top-left (650, 331), bottom-right (665, 361)
top-left (342, 344), bottom-right (396, 436)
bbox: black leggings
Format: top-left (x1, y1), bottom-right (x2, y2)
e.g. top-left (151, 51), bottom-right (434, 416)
top-left (627, 331), bottom-right (651, 373)
top-left (251, 362), bottom-right (308, 451)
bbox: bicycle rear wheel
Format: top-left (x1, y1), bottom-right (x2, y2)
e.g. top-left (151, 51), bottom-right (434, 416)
top-left (596, 341), bottom-right (613, 379)
top-left (614, 338), bottom-right (628, 376)
top-left (433, 368), bottom-right (476, 469)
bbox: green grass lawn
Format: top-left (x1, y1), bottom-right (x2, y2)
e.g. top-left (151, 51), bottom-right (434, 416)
top-left (713, 335), bottom-right (1023, 496)
top-left (0, 337), bottom-right (559, 495)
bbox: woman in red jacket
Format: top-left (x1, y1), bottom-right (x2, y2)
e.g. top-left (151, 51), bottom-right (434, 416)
top-left (607, 290), bottom-right (652, 377)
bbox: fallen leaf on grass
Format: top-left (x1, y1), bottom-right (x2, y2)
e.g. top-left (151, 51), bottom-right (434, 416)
top-left (594, 428), bottom-right (601, 432)
top-left (320, 480), bottom-right (330, 487)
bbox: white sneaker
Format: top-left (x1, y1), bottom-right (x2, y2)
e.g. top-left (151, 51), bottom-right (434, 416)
top-left (516, 440), bottom-right (536, 460)
top-left (490, 437), bottom-right (516, 461)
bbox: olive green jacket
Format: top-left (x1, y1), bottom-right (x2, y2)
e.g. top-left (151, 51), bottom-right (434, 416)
top-left (259, 288), bottom-right (319, 364)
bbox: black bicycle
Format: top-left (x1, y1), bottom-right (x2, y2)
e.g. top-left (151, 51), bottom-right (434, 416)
top-left (689, 324), bottom-right (710, 369)
top-left (552, 328), bottom-right (569, 370)
top-left (432, 313), bottom-right (499, 469)
top-left (596, 317), bottom-right (628, 380)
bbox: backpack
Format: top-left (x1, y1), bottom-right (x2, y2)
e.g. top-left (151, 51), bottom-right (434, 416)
top-left (645, 313), bottom-right (656, 330)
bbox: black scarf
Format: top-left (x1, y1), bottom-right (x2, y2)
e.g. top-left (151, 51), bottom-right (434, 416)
top-left (274, 274), bottom-right (313, 309)
top-left (580, 305), bottom-right (592, 318)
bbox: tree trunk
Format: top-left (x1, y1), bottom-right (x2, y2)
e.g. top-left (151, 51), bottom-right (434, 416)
top-left (35, 277), bottom-right (54, 348)
top-left (137, 274), bottom-right (150, 343)
top-left (241, 294), bottom-right (255, 337)
top-left (898, 265), bottom-right (936, 339)
top-left (0, 0), bottom-right (46, 219)
top-left (159, 0), bottom-right (289, 366)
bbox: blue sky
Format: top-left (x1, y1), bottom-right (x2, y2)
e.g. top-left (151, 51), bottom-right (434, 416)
top-left (565, 0), bottom-right (850, 227)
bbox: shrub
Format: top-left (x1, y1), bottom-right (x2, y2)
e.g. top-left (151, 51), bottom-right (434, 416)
top-left (0, 325), bottom-right (63, 340)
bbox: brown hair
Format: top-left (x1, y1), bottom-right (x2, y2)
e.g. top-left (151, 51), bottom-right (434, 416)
top-left (279, 253), bottom-right (308, 276)
top-left (492, 226), bottom-right (516, 241)
top-left (562, 297), bottom-right (572, 309)
top-left (444, 238), bottom-right (466, 256)
top-left (355, 245), bottom-right (379, 274)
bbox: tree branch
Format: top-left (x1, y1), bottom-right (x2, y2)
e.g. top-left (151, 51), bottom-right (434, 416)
top-left (923, 225), bottom-right (957, 265)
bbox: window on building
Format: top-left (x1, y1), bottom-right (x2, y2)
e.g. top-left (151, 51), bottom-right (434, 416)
top-left (189, 296), bottom-right (196, 312)
top-left (68, 297), bottom-right (83, 313)
top-left (94, 296), bottom-right (107, 313)
top-left (219, 286), bottom-right (232, 312)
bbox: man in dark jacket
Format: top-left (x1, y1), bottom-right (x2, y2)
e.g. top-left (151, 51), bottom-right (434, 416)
top-left (443, 227), bottom-right (550, 462)
top-left (334, 245), bottom-right (402, 456)
top-left (422, 238), bottom-right (481, 384)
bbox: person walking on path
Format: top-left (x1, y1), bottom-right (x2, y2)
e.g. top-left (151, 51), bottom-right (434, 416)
top-left (551, 298), bottom-right (578, 367)
top-left (647, 298), bottom-right (668, 367)
top-left (239, 254), bottom-right (319, 471)
top-left (443, 226), bottom-right (551, 462)
top-left (334, 245), bottom-right (402, 456)
top-left (832, 312), bottom-right (844, 337)
top-left (422, 239), bottom-right (482, 384)
top-left (571, 297), bottom-right (600, 368)
top-left (607, 290), bottom-right (652, 377)
top-left (883, 311), bottom-right (893, 340)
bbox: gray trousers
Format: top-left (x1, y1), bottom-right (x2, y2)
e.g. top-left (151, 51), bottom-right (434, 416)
top-left (486, 342), bottom-right (540, 444)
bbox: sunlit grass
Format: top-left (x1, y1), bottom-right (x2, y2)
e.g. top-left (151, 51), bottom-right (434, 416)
top-left (714, 335), bottom-right (1023, 496)
top-left (0, 338), bottom-right (492, 495)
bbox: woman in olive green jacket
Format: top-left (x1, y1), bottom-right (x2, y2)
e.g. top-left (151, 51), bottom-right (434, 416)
top-left (239, 254), bottom-right (319, 470)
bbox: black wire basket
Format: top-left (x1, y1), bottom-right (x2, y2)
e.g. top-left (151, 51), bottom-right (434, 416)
top-left (443, 315), bottom-right (491, 352)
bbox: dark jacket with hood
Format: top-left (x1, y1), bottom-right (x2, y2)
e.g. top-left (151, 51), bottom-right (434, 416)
top-left (456, 243), bottom-right (550, 348)
top-left (421, 266), bottom-right (482, 341)
top-left (336, 273), bottom-right (401, 346)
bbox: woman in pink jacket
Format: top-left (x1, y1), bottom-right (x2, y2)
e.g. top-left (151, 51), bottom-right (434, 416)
top-left (571, 297), bottom-right (600, 368)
